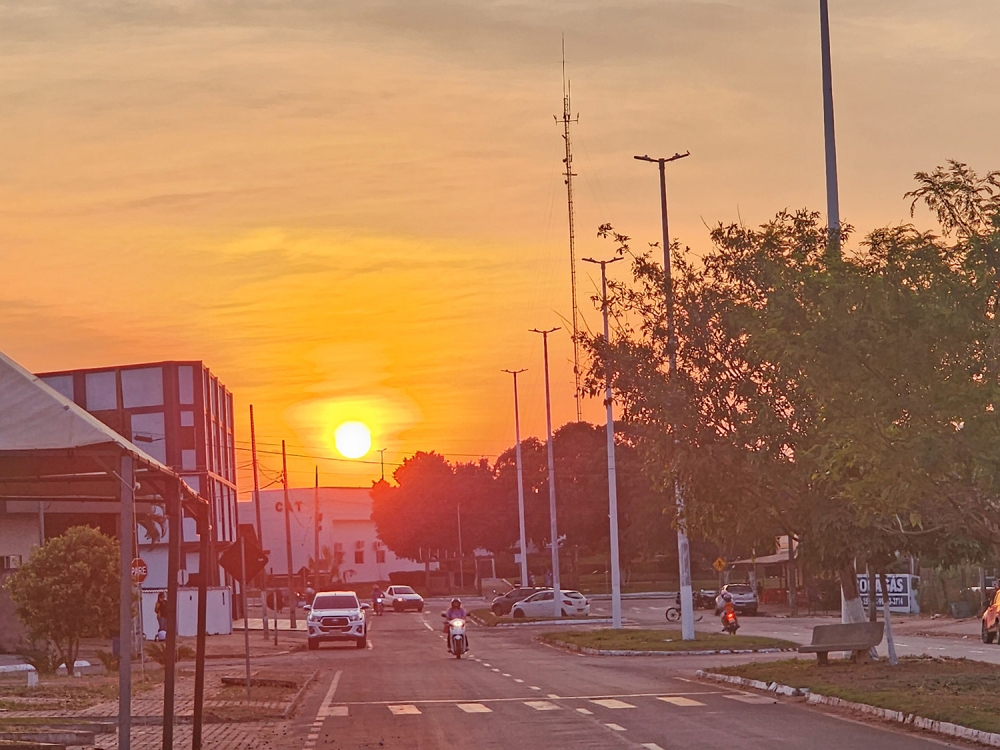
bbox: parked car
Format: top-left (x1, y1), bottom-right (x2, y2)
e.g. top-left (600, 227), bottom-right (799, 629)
top-left (491, 587), bottom-right (544, 616)
top-left (715, 583), bottom-right (758, 615)
top-left (695, 589), bottom-right (718, 609)
top-left (306, 591), bottom-right (368, 650)
top-left (385, 585), bottom-right (424, 612)
top-left (982, 589), bottom-right (1000, 643)
top-left (511, 589), bottom-right (591, 618)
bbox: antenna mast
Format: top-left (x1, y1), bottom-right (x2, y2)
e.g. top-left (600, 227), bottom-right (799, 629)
top-left (559, 37), bottom-right (582, 422)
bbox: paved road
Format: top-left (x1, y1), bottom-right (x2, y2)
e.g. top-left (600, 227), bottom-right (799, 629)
top-left (589, 597), bottom-right (1000, 664)
top-left (276, 607), bottom-right (952, 749)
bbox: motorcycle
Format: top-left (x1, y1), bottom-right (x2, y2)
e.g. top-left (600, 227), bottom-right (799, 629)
top-left (441, 613), bottom-right (468, 658)
top-left (373, 596), bottom-right (385, 616)
top-left (721, 610), bottom-right (740, 635)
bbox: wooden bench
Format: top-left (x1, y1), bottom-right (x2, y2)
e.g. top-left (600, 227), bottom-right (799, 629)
top-left (798, 622), bottom-right (884, 665)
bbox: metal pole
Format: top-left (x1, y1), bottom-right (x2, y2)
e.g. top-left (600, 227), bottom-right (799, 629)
top-left (281, 441), bottom-right (296, 629)
top-left (241, 536), bottom-right (251, 699)
top-left (249, 406), bottom-right (269, 638)
top-left (118, 455), bottom-right (133, 750)
top-left (192, 512), bottom-right (209, 750)
top-left (583, 257), bottom-right (624, 628)
top-left (314, 466), bottom-right (320, 590)
top-left (634, 150), bottom-right (695, 641)
top-left (531, 327), bottom-right (562, 617)
top-left (820, 0), bottom-right (841, 256)
top-left (378, 449), bottom-right (386, 482)
top-left (503, 369), bottom-right (530, 587)
top-left (457, 503), bottom-right (464, 590)
top-left (162, 484), bottom-right (181, 750)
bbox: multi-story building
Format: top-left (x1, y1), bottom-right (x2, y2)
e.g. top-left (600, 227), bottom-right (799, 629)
top-left (238, 487), bottom-right (424, 585)
top-left (24, 360), bottom-right (238, 588)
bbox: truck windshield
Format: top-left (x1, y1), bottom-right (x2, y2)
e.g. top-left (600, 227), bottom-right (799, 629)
top-left (312, 595), bottom-right (359, 610)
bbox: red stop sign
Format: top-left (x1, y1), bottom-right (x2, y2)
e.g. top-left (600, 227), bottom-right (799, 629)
top-left (131, 557), bottom-right (148, 583)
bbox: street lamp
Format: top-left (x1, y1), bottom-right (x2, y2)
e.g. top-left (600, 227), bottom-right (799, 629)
top-left (502, 368), bottom-right (530, 588)
top-left (582, 255), bottom-right (624, 629)
top-left (634, 150), bottom-right (695, 641)
top-left (530, 326), bottom-right (563, 618)
top-left (819, 0), bottom-right (841, 256)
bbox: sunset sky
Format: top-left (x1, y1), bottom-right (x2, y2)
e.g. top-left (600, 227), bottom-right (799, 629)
top-left (2, 1), bottom-right (998, 494)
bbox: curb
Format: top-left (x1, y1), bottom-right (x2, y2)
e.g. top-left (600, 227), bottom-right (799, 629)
top-left (467, 614), bottom-right (614, 628)
top-left (696, 671), bottom-right (1000, 747)
top-left (283, 669), bottom-right (319, 720)
top-left (549, 641), bottom-right (797, 657)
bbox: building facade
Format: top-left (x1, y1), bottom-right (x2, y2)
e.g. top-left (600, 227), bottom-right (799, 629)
top-left (238, 487), bottom-right (424, 585)
top-left (2, 361), bottom-right (238, 588)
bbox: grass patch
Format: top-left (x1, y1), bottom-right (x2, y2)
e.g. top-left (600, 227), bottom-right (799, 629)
top-left (0, 669), bottom-right (162, 709)
top-left (715, 657), bottom-right (1000, 734)
top-left (470, 608), bottom-right (597, 627)
top-left (540, 628), bottom-right (796, 652)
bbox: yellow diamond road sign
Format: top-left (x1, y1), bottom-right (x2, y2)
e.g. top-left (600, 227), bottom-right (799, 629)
top-left (713, 557), bottom-right (727, 572)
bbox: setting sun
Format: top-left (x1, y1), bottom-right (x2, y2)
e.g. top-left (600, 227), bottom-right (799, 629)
top-left (334, 421), bottom-right (372, 459)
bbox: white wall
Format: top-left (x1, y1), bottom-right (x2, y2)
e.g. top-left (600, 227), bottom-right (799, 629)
top-left (141, 587), bottom-right (233, 640)
top-left (0, 513), bottom-right (41, 563)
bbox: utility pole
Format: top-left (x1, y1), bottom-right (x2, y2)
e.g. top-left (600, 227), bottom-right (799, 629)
top-left (457, 503), bottom-right (464, 590)
top-left (582, 256), bottom-right (624, 629)
top-left (530, 327), bottom-right (563, 617)
top-left (314, 466), bottom-right (320, 590)
top-left (281, 441), bottom-right (296, 629)
top-left (249, 406), bottom-right (269, 638)
top-left (634, 150), bottom-right (695, 641)
top-left (557, 37), bottom-right (583, 423)
top-left (502, 369), bottom-right (530, 588)
top-left (820, 0), bottom-right (841, 257)
top-left (377, 449), bottom-right (386, 482)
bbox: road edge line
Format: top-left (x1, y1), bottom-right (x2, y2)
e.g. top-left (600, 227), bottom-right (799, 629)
top-left (283, 669), bottom-right (320, 719)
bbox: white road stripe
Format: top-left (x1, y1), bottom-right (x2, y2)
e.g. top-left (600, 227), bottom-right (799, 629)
top-left (457, 703), bottom-right (492, 713)
top-left (548, 693), bottom-right (561, 699)
top-left (502, 673), bottom-right (511, 677)
top-left (525, 701), bottom-right (559, 711)
top-left (388, 705), bottom-right (422, 715)
top-left (658, 696), bottom-right (705, 707)
top-left (514, 679), bottom-right (524, 683)
top-left (326, 706), bottom-right (348, 717)
top-left (724, 694), bottom-right (776, 705)
top-left (606, 723), bottom-right (627, 731)
top-left (576, 708), bottom-right (593, 715)
top-left (591, 698), bottom-right (635, 709)
top-left (642, 744), bottom-right (666, 750)
top-left (315, 671), bottom-right (343, 718)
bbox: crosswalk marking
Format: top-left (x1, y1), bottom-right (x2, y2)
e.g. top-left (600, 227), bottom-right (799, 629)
top-left (388, 705), bottom-right (422, 715)
top-left (606, 723), bottom-right (627, 731)
top-left (502, 673), bottom-right (511, 677)
top-left (658, 696), bottom-right (705, 707)
top-left (591, 698), bottom-right (636, 709)
top-left (457, 703), bottom-right (492, 713)
top-left (491, 668), bottom-right (500, 672)
top-left (576, 708), bottom-right (593, 715)
top-left (724, 694), bottom-right (776, 705)
top-left (324, 706), bottom-right (349, 717)
top-left (548, 693), bottom-right (561, 699)
top-left (530, 686), bottom-right (541, 691)
top-left (525, 700), bottom-right (559, 711)
top-left (642, 744), bottom-right (666, 750)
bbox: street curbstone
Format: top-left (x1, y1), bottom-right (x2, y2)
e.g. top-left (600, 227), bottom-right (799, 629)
top-left (283, 669), bottom-right (319, 720)
top-left (546, 641), bottom-right (797, 657)
top-left (697, 670), bottom-right (1000, 748)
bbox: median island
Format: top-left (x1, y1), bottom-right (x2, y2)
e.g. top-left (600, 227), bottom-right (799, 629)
top-left (470, 608), bottom-right (597, 627)
top-left (539, 628), bottom-right (797, 653)
top-left (713, 657), bottom-right (1000, 734)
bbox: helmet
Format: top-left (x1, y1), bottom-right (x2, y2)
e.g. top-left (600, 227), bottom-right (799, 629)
top-left (451, 598), bottom-right (461, 608)
top-left (722, 592), bottom-right (733, 602)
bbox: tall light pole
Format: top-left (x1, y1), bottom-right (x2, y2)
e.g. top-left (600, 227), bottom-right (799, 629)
top-left (530, 327), bottom-right (563, 618)
top-left (281, 441), bottom-right (296, 629)
top-left (503, 368), bottom-right (530, 588)
top-left (582, 256), bottom-right (624, 629)
top-left (456, 502), bottom-right (464, 590)
top-left (249, 406), bottom-right (269, 637)
top-left (634, 150), bottom-right (695, 641)
top-left (820, 0), bottom-right (841, 256)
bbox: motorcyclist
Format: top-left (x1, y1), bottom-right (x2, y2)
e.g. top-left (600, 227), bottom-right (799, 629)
top-left (720, 592), bottom-right (737, 631)
top-left (371, 584), bottom-right (384, 614)
top-left (444, 598), bottom-right (468, 650)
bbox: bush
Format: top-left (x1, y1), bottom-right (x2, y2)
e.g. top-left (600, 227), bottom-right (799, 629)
top-left (22, 642), bottom-right (59, 676)
top-left (144, 642), bottom-right (196, 665)
top-left (95, 649), bottom-right (119, 673)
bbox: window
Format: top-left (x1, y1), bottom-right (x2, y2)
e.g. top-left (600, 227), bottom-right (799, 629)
top-left (376, 548), bottom-right (386, 564)
top-left (312, 594), bottom-right (359, 610)
top-left (354, 550), bottom-right (365, 564)
top-left (122, 367), bottom-right (164, 408)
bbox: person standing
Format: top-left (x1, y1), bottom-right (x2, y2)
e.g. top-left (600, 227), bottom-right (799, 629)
top-left (155, 592), bottom-right (168, 632)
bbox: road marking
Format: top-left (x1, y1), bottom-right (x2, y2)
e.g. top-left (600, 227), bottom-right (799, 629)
top-left (525, 700), bottom-right (559, 711)
top-left (658, 696), bottom-right (705, 707)
top-left (514, 679), bottom-right (524, 683)
top-left (457, 703), bottom-right (492, 713)
top-left (483, 663), bottom-right (492, 667)
top-left (388, 705), bottom-right (422, 715)
top-left (315, 670), bottom-right (343, 718)
top-left (492, 668), bottom-right (500, 672)
top-left (423, 622), bottom-right (434, 631)
top-left (502, 673), bottom-right (511, 677)
top-left (530, 686), bottom-right (541, 691)
top-left (591, 698), bottom-right (636, 709)
top-left (333, 691), bottom-right (725, 706)
top-left (576, 708), bottom-right (593, 715)
top-left (326, 706), bottom-right (349, 717)
top-left (367, 640), bottom-right (373, 650)
top-left (642, 744), bottom-right (666, 750)
top-left (724, 694), bottom-right (776, 705)
top-left (548, 693), bottom-right (561, 699)
top-left (605, 723), bottom-right (627, 731)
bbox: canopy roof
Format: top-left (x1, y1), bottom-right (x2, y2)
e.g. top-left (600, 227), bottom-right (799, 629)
top-left (0, 350), bottom-right (205, 513)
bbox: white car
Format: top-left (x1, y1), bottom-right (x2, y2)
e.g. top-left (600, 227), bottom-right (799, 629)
top-left (306, 591), bottom-right (368, 650)
top-left (714, 583), bottom-right (759, 616)
top-left (511, 589), bottom-right (590, 618)
top-left (385, 585), bottom-right (424, 612)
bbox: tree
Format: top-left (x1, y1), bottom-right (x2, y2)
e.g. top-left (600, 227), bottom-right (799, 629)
top-left (4, 526), bottom-right (120, 674)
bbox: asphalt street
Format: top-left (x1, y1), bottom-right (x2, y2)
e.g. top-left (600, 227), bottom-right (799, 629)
top-left (589, 598), bottom-right (1000, 664)
top-left (279, 603), bottom-right (958, 750)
